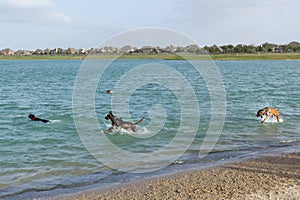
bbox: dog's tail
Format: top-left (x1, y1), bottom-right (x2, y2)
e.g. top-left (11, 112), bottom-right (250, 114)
top-left (135, 117), bottom-right (145, 125)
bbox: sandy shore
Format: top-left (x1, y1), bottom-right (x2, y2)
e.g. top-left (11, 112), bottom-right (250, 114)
top-left (58, 152), bottom-right (300, 200)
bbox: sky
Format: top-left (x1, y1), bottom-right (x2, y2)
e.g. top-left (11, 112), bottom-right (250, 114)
top-left (0, 0), bottom-right (299, 50)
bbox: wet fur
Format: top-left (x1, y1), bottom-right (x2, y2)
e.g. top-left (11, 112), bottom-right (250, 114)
top-left (28, 113), bottom-right (49, 123)
top-left (104, 111), bottom-right (144, 134)
top-left (256, 107), bottom-right (280, 124)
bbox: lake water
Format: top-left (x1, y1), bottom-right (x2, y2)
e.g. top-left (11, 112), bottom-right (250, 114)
top-left (1, 59), bottom-right (300, 199)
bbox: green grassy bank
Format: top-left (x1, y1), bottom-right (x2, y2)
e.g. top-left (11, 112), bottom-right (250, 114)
top-left (1, 53), bottom-right (300, 60)
top-left (0, 55), bottom-right (85, 60)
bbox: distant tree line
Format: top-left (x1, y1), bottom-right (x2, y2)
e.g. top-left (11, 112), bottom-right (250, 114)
top-left (1, 41), bottom-right (300, 56)
top-left (204, 41), bottom-right (300, 54)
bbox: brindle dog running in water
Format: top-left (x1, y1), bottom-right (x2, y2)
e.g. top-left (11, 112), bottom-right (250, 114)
top-left (104, 111), bottom-right (144, 134)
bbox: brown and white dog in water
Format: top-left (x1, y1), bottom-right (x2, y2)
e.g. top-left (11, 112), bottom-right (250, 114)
top-left (256, 107), bottom-right (280, 124)
top-left (104, 111), bottom-right (144, 134)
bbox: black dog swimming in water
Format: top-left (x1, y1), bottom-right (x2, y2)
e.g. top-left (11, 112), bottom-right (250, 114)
top-left (28, 114), bottom-right (49, 123)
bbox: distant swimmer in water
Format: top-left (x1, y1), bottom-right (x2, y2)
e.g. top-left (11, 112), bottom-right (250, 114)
top-left (106, 90), bottom-right (113, 94)
top-left (28, 114), bottom-right (50, 123)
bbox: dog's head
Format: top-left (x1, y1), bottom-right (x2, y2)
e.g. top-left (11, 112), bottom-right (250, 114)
top-left (105, 111), bottom-right (115, 121)
top-left (28, 113), bottom-right (35, 119)
top-left (256, 109), bottom-right (265, 118)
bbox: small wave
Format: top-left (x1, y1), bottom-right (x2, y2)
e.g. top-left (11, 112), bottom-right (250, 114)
top-left (0, 170), bottom-right (113, 200)
top-left (106, 126), bottom-right (172, 138)
top-left (49, 120), bottom-right (61, 123)
top-left (106, 126), bottom-right (152, 137)
top-left (280, 139), bottom-right (297, 144)
top-left (173, 160), bottom-right (185, 164)
top-left (108, 128), bottom-right (132, 135)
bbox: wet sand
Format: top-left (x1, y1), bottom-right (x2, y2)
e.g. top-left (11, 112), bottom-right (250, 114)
top-left (59, 152), bottom-right (300, 200)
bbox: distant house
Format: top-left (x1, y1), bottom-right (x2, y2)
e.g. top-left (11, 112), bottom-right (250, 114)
top-left (140, 46), bottom-right (159, 54)
top-left (206, 44), bottom-right (223, 54)
top-left (274, 46), bottom-right (283, 53)
top-left (88, 48), bottom-right (99, 54)
top-left (163, 45), bottom-right (176, 53)
top-left (43, 48), bottom-right (51, 55)
top-left (119, 45), bottom-right (133, 53)
top-left (99, 47), bottom-right (106, 53)
top-left (15, 49), bottom-right (32, 56)
top-left (130, 48), bottom-right (143, 54)
top-left (99, 46), bottom-right (118, 53)
top-left (220, 45), bottom-right (234, 54)
top-left (261, 43), bottom-right (277, 53)
top-left (78, 49), bottom-right (87, 55)
top-left (175, 46), bottom-right (185, 52)
top-left (50, 48), bottom-right (63, 55)
top-left (185, 44), bottom-right (201, 53)
top-left (14, 50), bottom-right (22, 55)
top-left (24, 50), bottom-right (32, 55)
top-left (0, 48), bottom-right (14, 55)
top-left (33, 49), bottom-right (44, 55)
top-left (65, 48), bottom-right (78, 55)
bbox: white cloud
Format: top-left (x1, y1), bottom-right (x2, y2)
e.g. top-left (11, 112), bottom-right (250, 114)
top-left (0, 0), bottom-right (54, 8)
top-left (50, 12), bottom-right (71, 23)
top-left (0, 0), bottom-right (71, 24)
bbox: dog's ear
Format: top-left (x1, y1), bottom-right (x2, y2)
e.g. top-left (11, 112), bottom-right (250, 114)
top-left (109, 111), bottom-right (113, 114)
top-left (256, 111), bottom-right (260, 117)
top-left (256, 109), bottom-right (263, 117)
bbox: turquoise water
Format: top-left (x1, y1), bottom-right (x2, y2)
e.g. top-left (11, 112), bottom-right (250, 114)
top-left (0, 59), bottom-right (300, 198)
